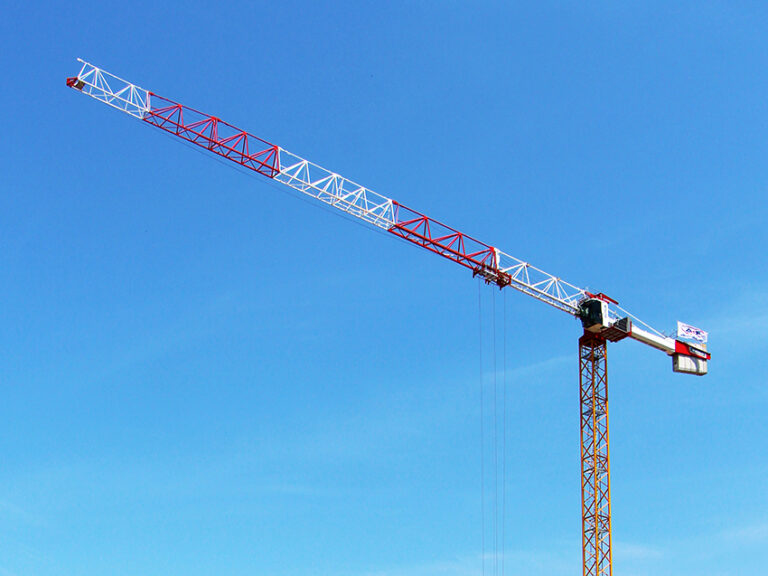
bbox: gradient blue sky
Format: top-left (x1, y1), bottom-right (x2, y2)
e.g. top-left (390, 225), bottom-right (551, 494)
top-left (2, 2), bottom-right (767, 576)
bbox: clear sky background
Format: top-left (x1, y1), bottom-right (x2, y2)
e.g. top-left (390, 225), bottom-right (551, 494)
top-left (1, 2), bottom-right (767, 576)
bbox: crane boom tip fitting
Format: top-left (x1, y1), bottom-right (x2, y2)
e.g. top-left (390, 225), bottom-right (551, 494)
top-left (66, 76), bottom-right (84, 90)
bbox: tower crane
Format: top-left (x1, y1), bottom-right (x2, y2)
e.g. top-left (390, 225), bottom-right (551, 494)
top-left (66, 59), bottom-right (711, 576)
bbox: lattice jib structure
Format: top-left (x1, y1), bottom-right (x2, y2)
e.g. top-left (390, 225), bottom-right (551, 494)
top-left (144, 94), bottom-right (280, 178)
top-left (64, 58), bottom-right (711, 358)
top-left (390, 202), bottom-right (506, 284)
top-left (579, 333), bottom-right (612, 576)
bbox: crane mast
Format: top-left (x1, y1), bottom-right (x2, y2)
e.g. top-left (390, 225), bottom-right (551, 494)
top-left (67, 59), bottom-right (711, 576)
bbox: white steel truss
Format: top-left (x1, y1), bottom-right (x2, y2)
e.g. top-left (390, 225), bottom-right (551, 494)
top-left (70, 59), bottom-right (150, 119)
top-left (275, 149), bottom-right (396, 229)
top-left (494, 250), bottom-right (586, 315)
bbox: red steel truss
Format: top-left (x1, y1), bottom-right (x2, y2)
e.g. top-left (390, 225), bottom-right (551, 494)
top-left (390, 202), bottom-right (511, 287)
top-left (143, 94), bottom-right (280, 178)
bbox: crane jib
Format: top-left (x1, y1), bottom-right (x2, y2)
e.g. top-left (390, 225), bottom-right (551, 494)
top-left (66, 59), bottom-right (709, 373)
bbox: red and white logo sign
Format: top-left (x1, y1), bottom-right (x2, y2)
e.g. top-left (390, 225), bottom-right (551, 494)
top-left (677, 321), bottom-right (708, 343)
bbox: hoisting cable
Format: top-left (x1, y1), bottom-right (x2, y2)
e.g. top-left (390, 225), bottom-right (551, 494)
top-left (502, 288), bottom-right (508, 576)
top-left (492, 288), bottom-right (499, 576)
top-left (479, 281), bottom-right (509, 576)
top-left (478, 279), bottom-right (486, 576)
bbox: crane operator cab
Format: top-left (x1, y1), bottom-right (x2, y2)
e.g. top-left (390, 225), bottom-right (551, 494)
top-left (579, 298), bottom-right (611, 333)
top-left (578, 296), bottom-right (631, 342)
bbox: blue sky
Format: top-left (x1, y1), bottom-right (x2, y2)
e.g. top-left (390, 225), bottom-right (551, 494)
top-left (2, 2), bottom-right (767, 575)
